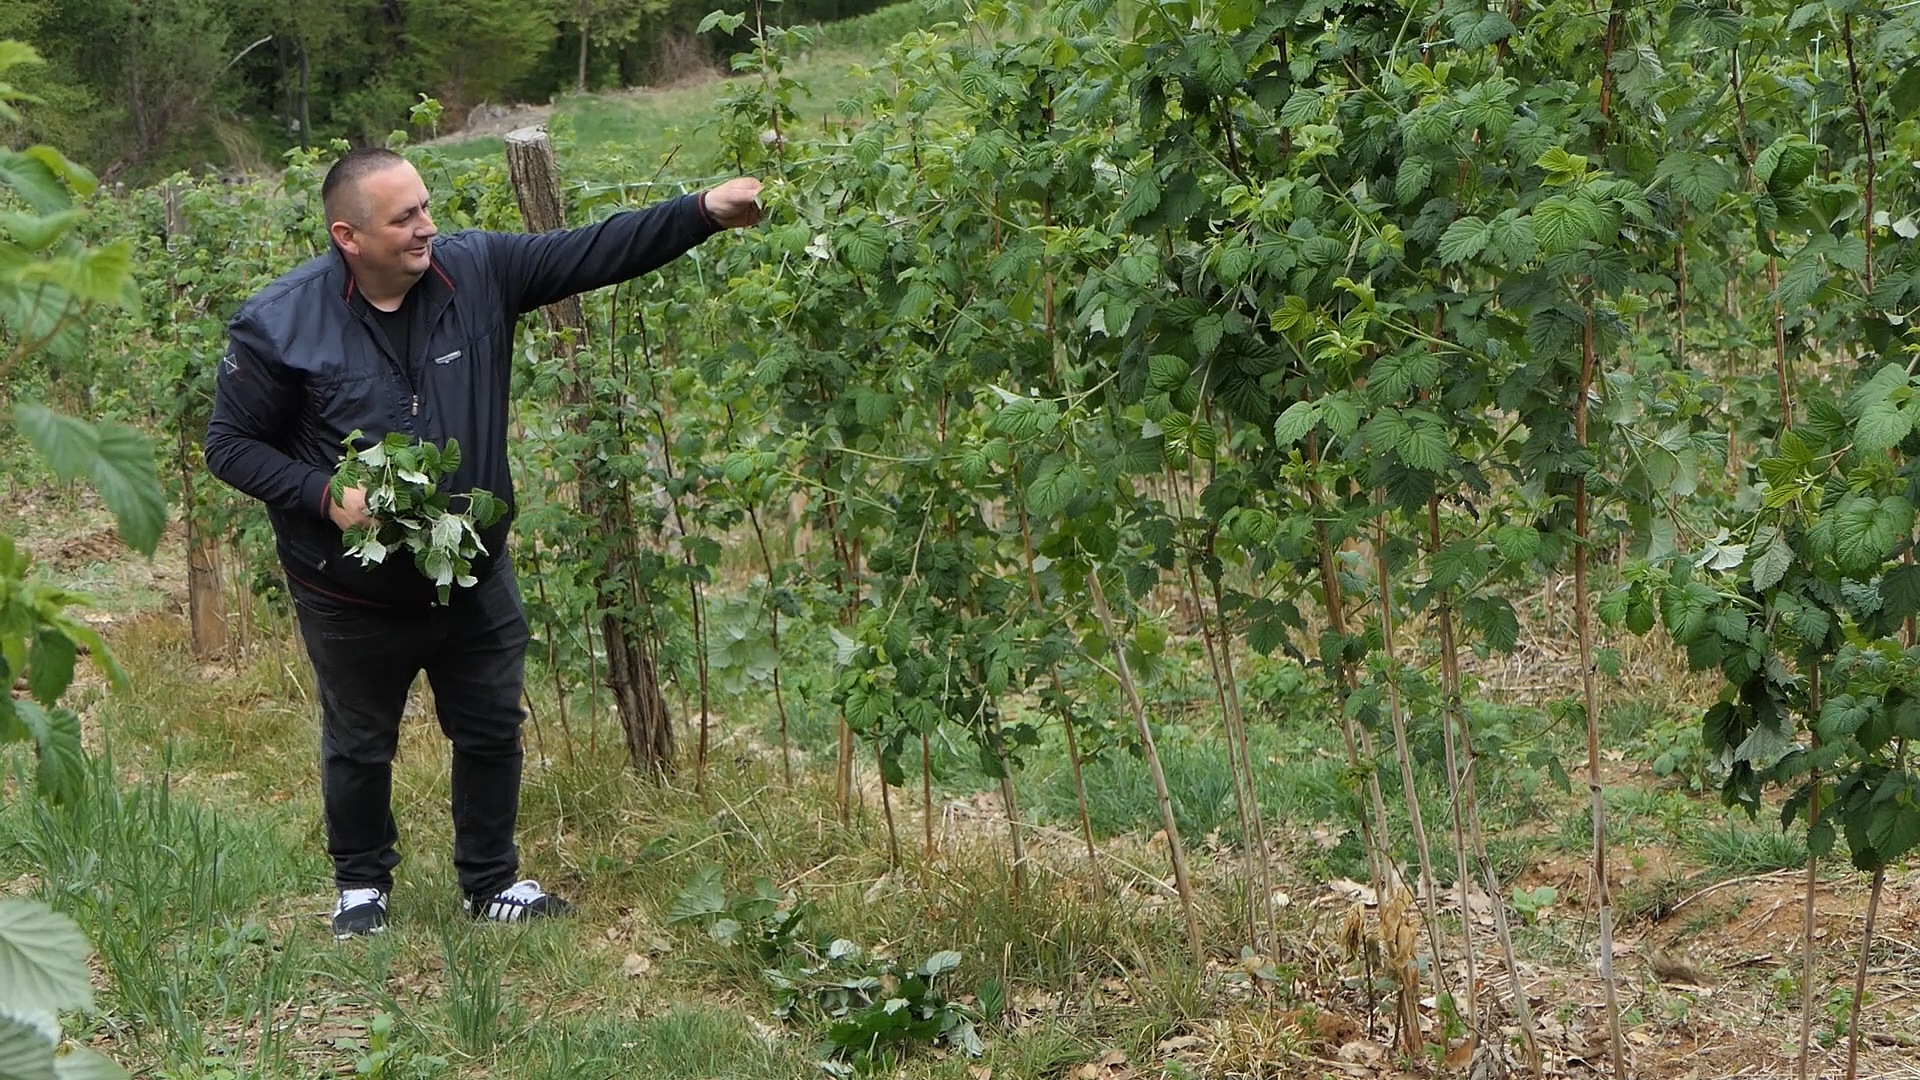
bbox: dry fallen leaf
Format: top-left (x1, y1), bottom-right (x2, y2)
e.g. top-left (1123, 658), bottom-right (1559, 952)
top-left (622, 953), bottom-right (651, 977)
top-left (1156, 1033), bottom-right (1207, 1054)
top-left (1336, 1039), bottom-right (1385, 1066)
top-left (1648, 952), bottom-right (1708, 985)
top-left (1328, 878), bottom-right (1378, 906)
top-left (1074, 1049), bottom-right (1131, 1079)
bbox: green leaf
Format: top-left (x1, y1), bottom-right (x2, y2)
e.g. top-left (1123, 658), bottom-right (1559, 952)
top-left (1396, 414), bottom-right (1450, 471)
top-left (1214, 237), bottom-right (1254, 286)
top-left (1817, 695), bottom-right (1876, 742)
top-left (838, 218), bottom-right (888, 274)
top-left (1191, 314), bottom-right (1224, 357)
top-left (1025, 455), bottom-right (1084, 519)
top-left (1485, 211), bottom-right (1537, 266)
top-left (1659, 580), bottom-right (1719, 644)
top-left (53, 1045), bottom-right (129, 1080)
top-left (0, 149), bottom-right (70, 214)
top-left (1530, 195), bottom-right (1598, 255)
top-left (1493, 524), bottom-right (1542, 564)
top-left (1191, 37), bottom-right (1239, 96)
top-left (1147, 354), bottom-right (1188, 392)
top-left (12, 404), bottom-right (97, 480)
top-left (15, 703), bottom-right (83, 807)
top-left (25, 630), bottom-right (74, 708)
top-left (1832, 496), bottom-right (1913, 576)
top-left (0, 209), bottom-right (83, 252)
top-left (920, 950), bottom-right (962, 977)
top-left (0, 1009), bottom-right (57, 1080)
top-left (12, 408), bottom-right (163, 556)
top-left (1394, 158), bottom-right (1433, 205)
top-left (1437, 217), bottom-right (1491, 265)
top-left (1656, 152), bottom-right (1737, 211)
top-left (1865, 775), bottom-right (1920, 865)
top-left (1752, 528), bottom-right (1793, 591)
top-left (89, 424), bottom-right (165, 557)
top-left (1116, 173), bottom-right (1160, 225)
top-left (666, 866), bottom-right (726, 924)
top-left (0, 900), bottom-right (94, 1014)
top-left (1881, 563), bottom-right (1920, 623)
top-left (1273, 400), bottom-right (1319, 446)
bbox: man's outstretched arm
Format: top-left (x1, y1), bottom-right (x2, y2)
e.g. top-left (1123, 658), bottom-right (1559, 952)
top-left (497, 178), bottom-right (762, 315)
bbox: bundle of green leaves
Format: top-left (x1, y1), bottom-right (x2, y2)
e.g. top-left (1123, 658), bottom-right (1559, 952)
top-left (328, 431), bottom-right (505, 604)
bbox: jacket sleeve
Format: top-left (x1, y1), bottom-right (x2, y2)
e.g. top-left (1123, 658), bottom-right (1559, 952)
top-left (204, 317), bottom-right (333, 520)
top-left (490, 192), bottom-right (721, 315)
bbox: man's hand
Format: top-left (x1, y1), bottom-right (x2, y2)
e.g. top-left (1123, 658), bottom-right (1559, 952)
top-left (702, 178), bottom-right (764, 228)
top-left (329, 486), bottom-right (373, 531)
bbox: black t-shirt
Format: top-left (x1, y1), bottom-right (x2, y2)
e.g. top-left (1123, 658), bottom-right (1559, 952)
top-left (368, 293), bottom-right (413, 372)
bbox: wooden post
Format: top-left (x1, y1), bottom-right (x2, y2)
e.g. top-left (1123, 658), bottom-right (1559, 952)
top-left (165, 183), bottom-right (228, 661)
top-left (504, 126), bottom-right (674, 775)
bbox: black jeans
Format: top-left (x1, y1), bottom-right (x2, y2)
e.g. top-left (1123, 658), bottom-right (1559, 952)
top-left (290, 565), bottom-right (529, 898)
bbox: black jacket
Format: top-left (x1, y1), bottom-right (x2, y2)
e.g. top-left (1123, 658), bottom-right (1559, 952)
top-left (206, 193), bottom-right (719, 607)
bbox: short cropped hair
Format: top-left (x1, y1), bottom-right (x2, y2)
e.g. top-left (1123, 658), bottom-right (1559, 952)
top-left (321, 147), bottom-right (408, 227)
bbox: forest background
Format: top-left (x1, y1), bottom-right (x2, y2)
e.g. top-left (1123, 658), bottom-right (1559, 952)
top-left (0, 0), bottom-right (897, 183)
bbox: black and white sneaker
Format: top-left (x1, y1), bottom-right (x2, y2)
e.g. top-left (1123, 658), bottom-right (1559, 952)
top-left (463, 879), bottom-right (573, 923)
top-left (332, 887), bottom-right (388, 939)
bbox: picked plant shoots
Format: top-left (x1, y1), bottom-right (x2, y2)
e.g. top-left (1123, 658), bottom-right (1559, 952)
top-left (328, 430), bottom-right (506, 603)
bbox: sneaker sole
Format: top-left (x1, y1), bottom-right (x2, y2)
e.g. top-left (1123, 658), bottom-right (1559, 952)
top-left (332, 924), bottom-right (387, 941)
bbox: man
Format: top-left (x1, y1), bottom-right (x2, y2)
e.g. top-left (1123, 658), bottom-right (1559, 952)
top-left (206, 147), bottom-right (761, 938)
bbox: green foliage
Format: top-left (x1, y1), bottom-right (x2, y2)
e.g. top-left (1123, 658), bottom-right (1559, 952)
top-left (328, 431), bottom-right (506, 604)
top-left (666, 865), bottom-right (808, 960)
top-left (767, 940), bottom-right (981, 1072)
top-left (1, 38), bottom-right (152, 808)
top-left (0, 899), bottom-right (127, 1080)
top-left (328, 1013), bottom-right (449, 1080)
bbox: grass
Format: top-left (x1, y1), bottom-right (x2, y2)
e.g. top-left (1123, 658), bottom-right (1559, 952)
top-left (429, 0), bottom-right (965, 184)
top-left (8, 567), bottom-right (1892, 1079)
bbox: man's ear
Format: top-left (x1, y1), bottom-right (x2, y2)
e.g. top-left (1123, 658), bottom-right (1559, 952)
top-left (329, 220), bottom-right (359, 256)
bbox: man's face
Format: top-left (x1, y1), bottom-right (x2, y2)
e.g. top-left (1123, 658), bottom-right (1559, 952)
top-left (333, 163), bottom-right (436, 283)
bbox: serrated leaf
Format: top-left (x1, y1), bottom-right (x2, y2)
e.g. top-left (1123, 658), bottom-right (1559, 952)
top-left (838, 218), bottom-right (888, 274)
top-left (1531, 195), bottom-right (1596, 255)
top-left (1437, 216), bottom-right (1491, 265)
top-left (1191, 37), bottom-right (1239, 96)
top-left (1395, 157), bottom-right (1433, 205)
top-left (1117, 173), bottom-right (1160, 225)
top-left (1273, 400), bottom-right (1319, 446)
top-left (1025, 455), bottom-right (1084, 519)
top-left (0, 149), bottom-right (71, 214)
top-left (0, 900), bottom-right (93, 1014)
top-left (53, 1045), bottom-right (128, 1080)
top-left (1214, 237), bottom-right (1254, 286)
top-left (12, 702), bottom-right (82, 807)
top-left (1832, 496), bottom-right (1914, 576)
top-left (25, 630), bottom-right (74, 708)
top-left (1882, 564), bottom-right (1920, 623)
top-left (88, 424), bottom-right (165, 557)
top-left (1752, 528), bottom-right (1793, 591)
top-left (0, 1009), bottom-right (57, 1080)
top-left (666, 866), bottom-right (726, 924)
top-left (1660, 580), bottom-right (1719, 644)
top-left (1147, 354), bottom-right (1189, 392)
top-left (1493, 524), bottom-right (1542, 564)
top-left (12, 404), bottom-right (96, 480)
top-left (1191, 314), bottom-right (1224, 357)
top-left (1396, 414), bottom-right (1450, 471)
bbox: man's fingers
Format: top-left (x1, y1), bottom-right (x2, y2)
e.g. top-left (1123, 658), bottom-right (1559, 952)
top-left (707, 178), bottom-right (765, 227)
